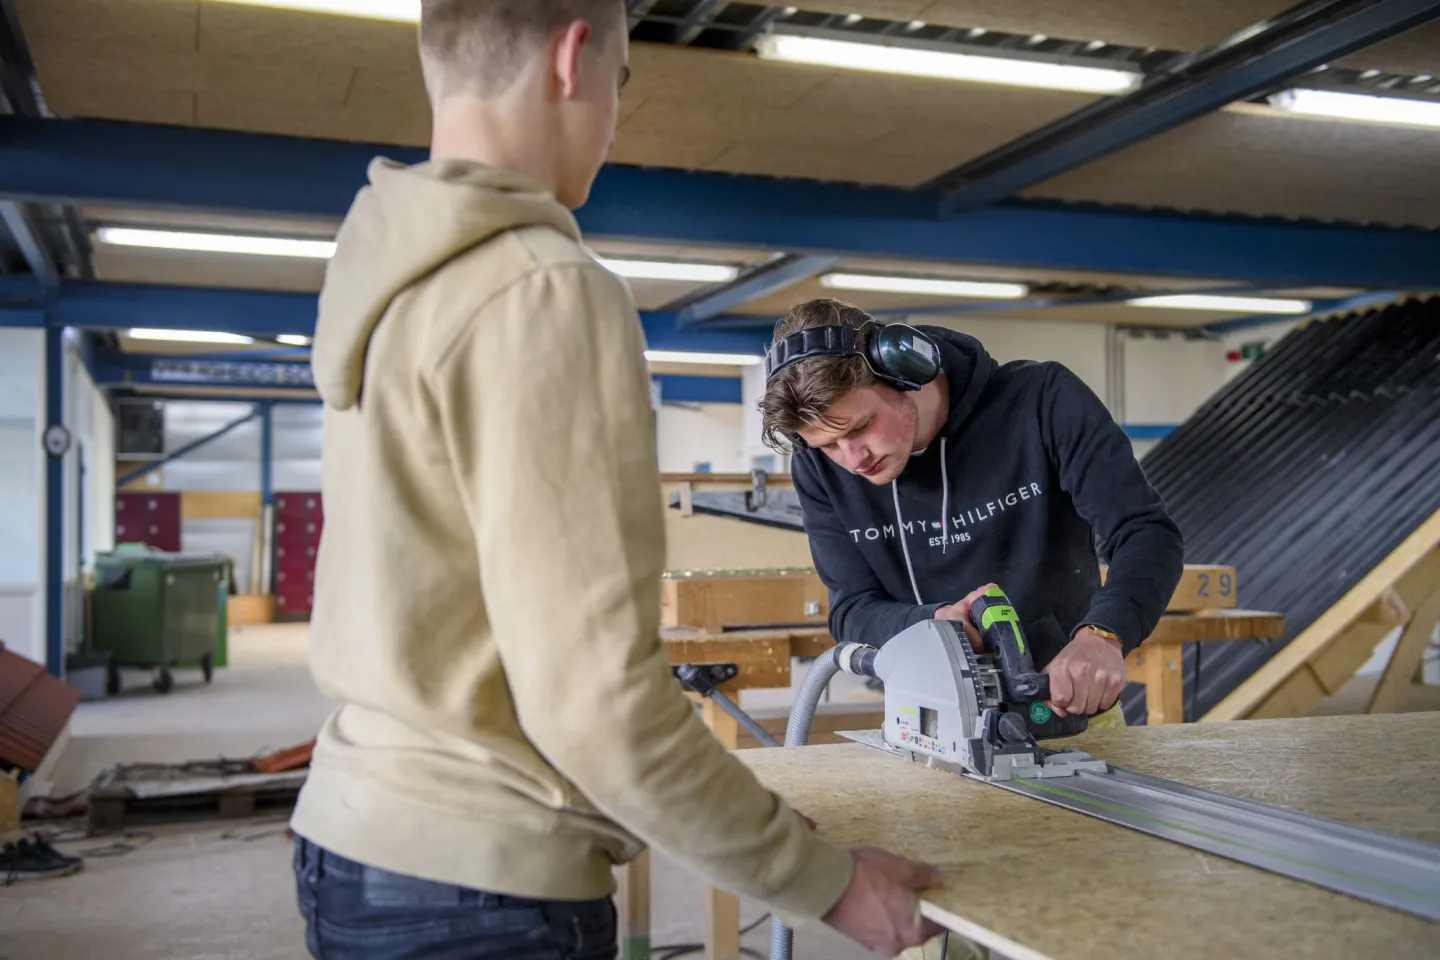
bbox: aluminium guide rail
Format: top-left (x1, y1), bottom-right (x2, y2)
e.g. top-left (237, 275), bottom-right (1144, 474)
top-left (837, 729), bottom-right (1440, 921)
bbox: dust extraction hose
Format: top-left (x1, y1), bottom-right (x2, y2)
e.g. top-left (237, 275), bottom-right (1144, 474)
top-left (770, 642), bottom-right (879, 960)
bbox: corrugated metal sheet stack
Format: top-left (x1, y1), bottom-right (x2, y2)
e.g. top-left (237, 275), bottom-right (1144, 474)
top-left (0, 642), bottom-right (80, 774)
top-left (1124, 296), bottom-right (1440, 723)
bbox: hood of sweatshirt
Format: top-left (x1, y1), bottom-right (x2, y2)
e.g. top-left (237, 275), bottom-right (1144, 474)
top-left (928, 326), bottom-right (997, 442)
top-left (312, 158), bottom-right (581, 410)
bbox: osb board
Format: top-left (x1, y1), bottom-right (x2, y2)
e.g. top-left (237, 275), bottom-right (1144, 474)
top-left (1147, 609), bottom-right (1284, 645)
top-left (794, 2), bottom-right (1437, 75)
top-left (738, 712), bottom-right (1440, 960)
top-left (1025, 110), bottom-right (1440, 229)
top-left (661, 572), bottom-right (828, 630)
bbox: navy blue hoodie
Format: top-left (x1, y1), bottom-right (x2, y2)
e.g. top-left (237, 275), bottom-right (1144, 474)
top-left (792, 326), bottom-right (1184, 664)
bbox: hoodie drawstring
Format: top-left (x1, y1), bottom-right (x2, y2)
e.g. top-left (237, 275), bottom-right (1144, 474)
top-left (939, 437), bottom-right (950, 556)
top-left (891, 480), bottom-right (924, 605)
top-left (893, 437), bottom-right (951, 605)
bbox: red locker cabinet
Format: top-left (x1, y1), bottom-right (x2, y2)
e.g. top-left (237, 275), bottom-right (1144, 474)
top-left (115, 492), bottom-right (182, 552)
top-left (272, 492), bottom-right (323, 621)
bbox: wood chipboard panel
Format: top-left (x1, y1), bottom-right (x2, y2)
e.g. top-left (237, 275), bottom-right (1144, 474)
top-left (738, 712), bottom-right (1440, 960)
top-left (661, 572), bottom-right (828, 631)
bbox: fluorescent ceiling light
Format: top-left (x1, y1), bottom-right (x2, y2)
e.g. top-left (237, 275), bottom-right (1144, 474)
top-left (599, 258), bottom-right (740, 284)
top-left (96, 227), bottom-right (337, 259)
top-left (1126, 294), bottom-right (1311, 314)
top-left (205, 0), bottom-right (419, 22)
top-left (128, 329), bottom-right (256, 344)
top-left (276, 334), bottom-right (313, 346)
top-left (1268, 88), bottom-right (1440, 130)
top-left (821, 273), bottom-right (1028, 299)
top-left (754, 34), bottom-right (1141, 95)
top-left (645, 350), bottom-right (761, 366)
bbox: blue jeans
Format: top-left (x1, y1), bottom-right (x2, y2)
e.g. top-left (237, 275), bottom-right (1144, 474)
top-left (293, 835), bottom-right (616, 959)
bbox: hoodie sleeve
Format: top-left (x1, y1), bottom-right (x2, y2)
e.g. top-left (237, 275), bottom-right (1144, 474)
top-left (428, 262), bottom-right (853, 925)
top-left (1039, 364), bottom-right (1185, 654)
top-left (793, 454), bottom-right (945, 646)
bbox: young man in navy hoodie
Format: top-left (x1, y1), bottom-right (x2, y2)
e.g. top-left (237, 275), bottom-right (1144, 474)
top-left (761, 299), bottom-right (1185, 726)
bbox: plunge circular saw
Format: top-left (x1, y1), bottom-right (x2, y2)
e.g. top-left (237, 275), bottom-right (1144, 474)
top-left (849, 587), bottom-right (1109, 781)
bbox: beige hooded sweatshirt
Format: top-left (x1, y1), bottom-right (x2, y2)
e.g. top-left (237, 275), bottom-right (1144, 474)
top-left (290, 158), bottom-right (853, 923)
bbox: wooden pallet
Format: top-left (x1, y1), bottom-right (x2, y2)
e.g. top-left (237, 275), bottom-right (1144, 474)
top-left (87, 764), bottom-right (307, 830)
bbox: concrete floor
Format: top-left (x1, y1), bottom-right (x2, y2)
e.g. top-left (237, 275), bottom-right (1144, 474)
top-left (7, 624), bottom-right (875, 960)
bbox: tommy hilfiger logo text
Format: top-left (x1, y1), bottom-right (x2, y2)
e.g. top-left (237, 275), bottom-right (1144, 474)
top-left (847, 482), bottom-right (1044, 546)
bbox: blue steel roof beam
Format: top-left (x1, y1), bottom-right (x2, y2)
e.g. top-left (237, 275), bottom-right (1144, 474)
top-left (668, 253), bottom-right (840, 327)
top-left (0, 200), bottom-right (58, 287)
top-left (3, 119), bottom-right (1440, 289)
top-left (931, 0), bottom-right (1440, 219)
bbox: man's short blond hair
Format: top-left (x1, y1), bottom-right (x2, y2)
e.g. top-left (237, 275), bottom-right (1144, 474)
top-left (419, 0), bottom-right (625, 102)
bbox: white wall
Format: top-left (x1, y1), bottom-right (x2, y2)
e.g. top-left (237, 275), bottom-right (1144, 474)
top-left (656, 402), bottom-right (746, 474)
top-left (926, 316), bottom-right (1112, 401)
top-left (151, 401), bottom-right (323, 593)
top-left (0, 329), bottom-right (44, 664)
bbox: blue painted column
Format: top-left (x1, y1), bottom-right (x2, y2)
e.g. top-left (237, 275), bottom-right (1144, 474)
top-left (259, 401), bottom-right (274, 508)
top-left (43, 324), bottom-right (64, 676)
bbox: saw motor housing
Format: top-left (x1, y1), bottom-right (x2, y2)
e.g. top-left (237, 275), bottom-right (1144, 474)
top-left (874, 619), bottom-right (1106, 780)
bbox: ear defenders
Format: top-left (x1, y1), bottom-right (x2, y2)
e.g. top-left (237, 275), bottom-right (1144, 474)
top-left (764, 321), bottom-right (941, 392)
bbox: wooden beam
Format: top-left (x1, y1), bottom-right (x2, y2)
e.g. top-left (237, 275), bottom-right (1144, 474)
top-left (701, 700), bottom-right (741, 960)
top-left (1367, 585), bottom-right (1440, 714)
top-left (1204, 509), bottom-right (1440, 722)
top-left (661, 572), bottom-right (827, 632)
top-left (617, 851), bottom-right (651, 960)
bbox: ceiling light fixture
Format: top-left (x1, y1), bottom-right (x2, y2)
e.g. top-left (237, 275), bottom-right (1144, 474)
top-left (127, 329), bottom-right (256, 344)
top-left (821, 273), bottom-right (1028, 299)
top-left (754, 33), bottom-right (1141, 95)
top-left (1268, 88), bottom-right (1440, 129)
top-left (644, 350), bottom-right (762, 366)
top-left (276, 335), bottom-right (313, 346)
top-left (598, 258), bottom-right (740, 284)
top-left (97, 227), bottom-right (337, 259)
top-left (205, 0), bottom-right (419, 22)
top-left (1125, 294), bottom-right (1311, 314)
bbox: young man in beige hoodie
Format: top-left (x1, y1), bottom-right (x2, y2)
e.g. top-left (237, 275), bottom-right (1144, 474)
top-left (291, 3), bottom-right (943, 957)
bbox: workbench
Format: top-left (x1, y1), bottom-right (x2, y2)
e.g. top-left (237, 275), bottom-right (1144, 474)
top-left (637, 609), bottom-right (1286, 959)
top-left (738, 712), bottom-right (1440, 960)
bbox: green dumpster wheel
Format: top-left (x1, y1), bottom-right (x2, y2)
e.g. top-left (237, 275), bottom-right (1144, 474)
top-left (201, 652), bottom-right (214, 684)
top-left (154, 667), bottom-right (174, 695)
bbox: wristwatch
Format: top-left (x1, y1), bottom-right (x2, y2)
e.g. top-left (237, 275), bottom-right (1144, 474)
top-left (1082, 624), bottom-right (1121, 644)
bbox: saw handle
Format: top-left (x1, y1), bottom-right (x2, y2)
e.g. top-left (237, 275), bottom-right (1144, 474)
top-left (969, 588), bottom-right (1050, 704)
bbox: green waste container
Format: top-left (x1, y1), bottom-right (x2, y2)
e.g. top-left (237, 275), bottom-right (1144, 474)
top-left (91, 546), bottom-right (227, 695)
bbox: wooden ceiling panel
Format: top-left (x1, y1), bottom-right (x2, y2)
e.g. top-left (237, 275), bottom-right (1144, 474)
top-left (624, 44), bottom-right (829, 109)
top-left (801, 1), bottom-right (1294, 50)
top-left (197, 90), bottom-right (428, 148)
top-left (196, 0), bottom-right (416, 71)
top-left (794, 73), bottom-right (1095, 162)
top-left (620, 96), bottom-right (899, 151)
top-left (15, 0), bottom-right (199, 53)
top-left (345, 63), bottom-right (429, 130)
top-left (29, 38), bottom-right (355, 109)
top-left (802, 2), bottom-right (1433, 74)
top-left (606, 130), bottom-right (732, 171)
top-left (94, 245), bottom-right (329, 293)
top-left (1333, 23), bottom-right (1440, 77)
top-left (703, 141), bottom-right (952, 187)
top-left (39, 79), bottom-right (195, 127)
top-left (1027, 111), bottom-right (1440, 226)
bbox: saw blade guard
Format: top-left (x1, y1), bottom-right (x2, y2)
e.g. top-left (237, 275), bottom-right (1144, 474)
top-left (874, 620), bottom-right (991, 770)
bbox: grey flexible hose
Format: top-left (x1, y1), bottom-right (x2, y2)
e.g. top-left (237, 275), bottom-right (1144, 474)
top-left (770, 643), bottom-right (879, 960)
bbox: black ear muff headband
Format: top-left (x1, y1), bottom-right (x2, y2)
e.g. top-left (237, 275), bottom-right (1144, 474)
top-left (764, 321), bottom-right (941, 392)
